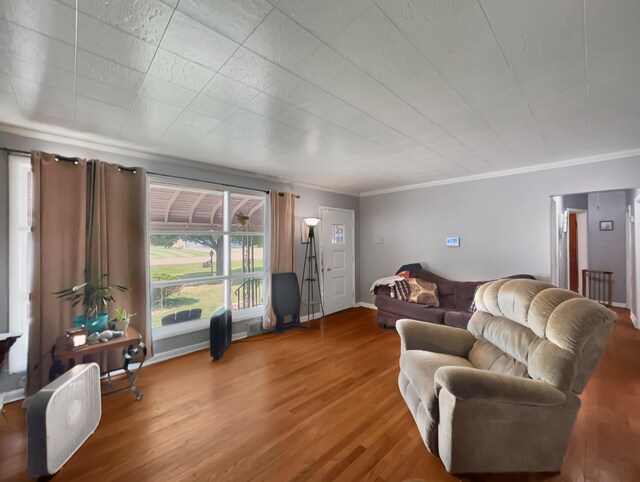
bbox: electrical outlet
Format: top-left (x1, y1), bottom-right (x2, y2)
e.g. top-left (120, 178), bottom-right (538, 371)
top-left (374, 236), bottom-right (383, 244)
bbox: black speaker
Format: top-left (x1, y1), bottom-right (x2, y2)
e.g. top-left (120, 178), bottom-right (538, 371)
top-left (210, 307), bottom-right (232, 360)
top-left (272, 272), bottom-right (301, 331)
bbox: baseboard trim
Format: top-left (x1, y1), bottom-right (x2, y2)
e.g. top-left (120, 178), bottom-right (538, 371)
top-left (300, 313), bottom-right (321, 323)
top-left (631, 312), bottom-right (638, 328)
top-left (148, 341), bottom-right (209, 365)
top-left (0, 388), bottom-right (26, 408)
top-left (148, 332), bottom-right (247, 366)
top-left (612, 302), bottom-right (628, 308)
top-left (356, 302), bottom-right (377, 310)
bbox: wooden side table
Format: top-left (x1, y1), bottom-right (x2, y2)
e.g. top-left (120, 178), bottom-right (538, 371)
top-left (51, 327), bottom-right (147, 400)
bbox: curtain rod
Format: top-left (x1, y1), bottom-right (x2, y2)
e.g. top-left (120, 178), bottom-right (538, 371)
top-left (1, 147), bottom-right (300, 198)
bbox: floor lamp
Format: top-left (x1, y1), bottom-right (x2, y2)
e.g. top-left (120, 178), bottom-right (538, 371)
top-left (300, 217), bottom-right (325, 324)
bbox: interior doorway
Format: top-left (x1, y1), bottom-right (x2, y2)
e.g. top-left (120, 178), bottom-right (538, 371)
top-left (567, 210), bottom-right (588, 293)
top-left (319, 207), bottom-right (355, 316)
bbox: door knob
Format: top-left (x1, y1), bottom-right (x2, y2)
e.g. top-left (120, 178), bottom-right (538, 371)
top-left (327, 268), bottom-right (332, 271)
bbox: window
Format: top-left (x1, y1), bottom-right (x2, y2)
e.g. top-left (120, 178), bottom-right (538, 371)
top-left (8, 155), bottom-right (33, 374)
top-left (148, 180), bottom-right (265, 336)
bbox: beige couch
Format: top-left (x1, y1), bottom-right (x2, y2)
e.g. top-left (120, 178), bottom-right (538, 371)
top-left (397, 279), bottom-right (616, 474)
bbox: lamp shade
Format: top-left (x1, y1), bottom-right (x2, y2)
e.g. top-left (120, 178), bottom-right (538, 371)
top-left (303, 217), bottom-right (320, 227)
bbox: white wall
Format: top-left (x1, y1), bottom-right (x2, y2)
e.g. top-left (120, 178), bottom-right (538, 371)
top-left (359, 155), bottom-right (640, 305)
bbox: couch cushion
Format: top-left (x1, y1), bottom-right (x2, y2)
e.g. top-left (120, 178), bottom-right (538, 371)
top-left (375, 294), bottom-right (448, 324)
top-left (400, 351), bottom-right (473, 454)
top-left (443, 310), bottom-right (473, 329)
top-left (453, 281), bottom-right (482, 311)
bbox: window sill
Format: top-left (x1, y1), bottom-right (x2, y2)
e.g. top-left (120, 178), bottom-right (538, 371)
top-left (152, 306), bottom-right (263, 341)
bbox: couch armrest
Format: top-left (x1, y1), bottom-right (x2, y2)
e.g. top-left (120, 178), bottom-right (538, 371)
top-left (434, 366), bottom-right (566, 406)
top-left (396, 319), bottom-right (476, 357)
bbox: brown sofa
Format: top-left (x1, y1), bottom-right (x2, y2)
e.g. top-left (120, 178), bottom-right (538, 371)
top-left (374, 264), bottom-right (535, 329)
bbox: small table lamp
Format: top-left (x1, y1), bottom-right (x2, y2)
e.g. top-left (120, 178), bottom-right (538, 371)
top-left (66, 328), bottom-right (88, 347)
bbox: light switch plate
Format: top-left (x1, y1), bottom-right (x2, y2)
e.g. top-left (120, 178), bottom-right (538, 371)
top-left (374, 236), bottom-right (383, 244)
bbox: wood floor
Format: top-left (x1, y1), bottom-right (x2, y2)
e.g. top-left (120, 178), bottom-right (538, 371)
top-left (1, 307), bottom-right (639, 481)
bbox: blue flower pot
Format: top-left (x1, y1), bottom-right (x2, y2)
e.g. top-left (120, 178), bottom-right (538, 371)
top-left (72, 313), bottom-right (109, 334)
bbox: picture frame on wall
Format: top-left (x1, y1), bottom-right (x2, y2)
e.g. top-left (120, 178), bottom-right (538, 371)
top-left (599, 220), bottom-right (614, 231)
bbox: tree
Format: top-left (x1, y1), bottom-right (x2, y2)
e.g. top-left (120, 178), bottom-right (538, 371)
top-left (151, 234), bottom-right (224, 276)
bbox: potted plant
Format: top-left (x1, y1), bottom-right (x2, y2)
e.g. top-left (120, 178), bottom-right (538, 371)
top-left (110, 306), bottom-right (135, 332)
top-left (54, 274), bottom-right (128, 334)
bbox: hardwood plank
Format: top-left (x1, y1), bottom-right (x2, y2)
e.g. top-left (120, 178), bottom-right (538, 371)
top-left (1, 307), bottom-right (639, 481)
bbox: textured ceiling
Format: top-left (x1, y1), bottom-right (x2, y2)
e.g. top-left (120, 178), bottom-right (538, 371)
top-left (1, 0), bottom-right (639, 194)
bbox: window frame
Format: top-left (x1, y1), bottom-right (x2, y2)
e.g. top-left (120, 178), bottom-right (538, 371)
top-left (148, 177), bottom-right (266, 340)
top-left (7, 154), bottom-right (32, 374)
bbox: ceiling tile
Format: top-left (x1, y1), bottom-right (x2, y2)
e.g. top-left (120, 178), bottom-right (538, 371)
top-left (77, 50), bottom-right (145, 92)
top-left (243, 9), bottom-right (323, 70)
top-left (329, 7), bottom-right (476, 130)
top-left (147, 48), bottom-right (215, 91)
top-left (138, 74), bottom-right (198, 108)
top-left (177, 0), bottom-right (273, 44)
top-left (75, 95), bottom-right (129, 134)
top-left (375, 0), bottom-right (519, 105)
top-left (202, 74), bottom-right (258, 107)
top-left (10, 77), bottom-right (75, 121)
top-left (219, 47), bottom-right (289, 91)
top-left (163, 122), bottom-right (211, 142)
top-left (126, 95), bottom-right (183, 131)
top-left (0, 19), bottom-right (75, 71)
top-left (58, 0), bottom-right (173, 44)
top-left (176, 109), bottom-right (222, 132)
top-left (213, 121), bottom-right (280, 147)
top-left (0, 51), bottom-right (74, 92)
top-left (277, 0), bottom-right (372, 43)
top-left (160, 10), bottom-right (239, 71)
top-left (243, 93), bottom-right (295, 119)
top-left (587, 0), bottom-right (640, 84)
top-left (480, 0), bottom-right (586, 99)
top-left (78, 12), bottom-right (157, 71)
top-left (226, 108), bottom-right (299, 140)
top-left (189, 93), bottom-right (239, 121)
top-left (0, 0), bottom-right (75, 44)
top-left (295, 46), bottom-right (437, 137)
top-left (76, 76), bottom-right (137, 109)
top-left (0, 73), bottom-right (13, 94)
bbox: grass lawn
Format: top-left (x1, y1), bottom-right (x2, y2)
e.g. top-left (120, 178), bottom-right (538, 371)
top-left (151, 279), bottom-right (262, 327)
top-left (150, 247), bottom-right (209, 259)
top-left (152, 283), bottom-right (224, 327)
top-left (151, 260), bottom-right (264, 281)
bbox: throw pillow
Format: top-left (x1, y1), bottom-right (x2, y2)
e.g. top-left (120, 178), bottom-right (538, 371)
top-left (394, 280), bottom-right (410, 301)
top-left (407, 278), bottom-right (439, 307)
top-left (469, 285), bottom-right (482, 313)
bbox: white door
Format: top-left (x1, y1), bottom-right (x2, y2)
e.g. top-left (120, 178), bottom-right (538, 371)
top-left (319, 207), bottom-right (355, 315)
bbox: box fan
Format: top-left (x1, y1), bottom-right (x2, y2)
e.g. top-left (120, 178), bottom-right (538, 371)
top-left (27, 363), bottom-right (101, 477)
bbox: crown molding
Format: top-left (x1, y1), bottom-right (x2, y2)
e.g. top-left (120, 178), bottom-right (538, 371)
top-left (359, 148), bottom-right (640, 197)
top-left (292, 180), bottom-right (359, 197)
top-left (0, 122), bottom-right (290, 185)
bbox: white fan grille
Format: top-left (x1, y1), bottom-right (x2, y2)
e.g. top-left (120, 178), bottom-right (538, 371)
top-left (45, 364), bottom-right (101, 473)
